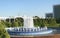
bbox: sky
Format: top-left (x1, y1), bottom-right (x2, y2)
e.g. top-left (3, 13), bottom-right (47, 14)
top-left (0, 0), bottom-right (60, 18)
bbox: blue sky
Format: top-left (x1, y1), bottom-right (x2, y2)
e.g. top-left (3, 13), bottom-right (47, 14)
top-left (0, 0), bottom-right (60, 18)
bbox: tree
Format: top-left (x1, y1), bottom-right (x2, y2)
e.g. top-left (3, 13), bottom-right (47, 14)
top-left (5, 22), bottom-right (11, 27)
top-left (33, 16), bottom-right (41, 27)
top-left (56, 18), bottom-right (60, 24)
top-left (47, 18), bottom-right (57, 27)
top-left (0, 20), bottom-right (6, 27)
top-left (33, 16), bottom-right (45, 27)
top-left (0, 23), bottom-right (10, 38)
top-left (15, 17), bottom-right (24, 26)
top-left (11, 21), bottom-right (18, 27)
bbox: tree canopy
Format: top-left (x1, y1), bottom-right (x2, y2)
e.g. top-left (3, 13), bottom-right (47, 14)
top-left (0, 22), bottom-right (10, 38)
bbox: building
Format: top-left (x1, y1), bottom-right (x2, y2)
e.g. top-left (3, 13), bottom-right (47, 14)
top-left (53, 5), bottom-right (60, 19)
top-left (45, 13), bottom-right (53, 18)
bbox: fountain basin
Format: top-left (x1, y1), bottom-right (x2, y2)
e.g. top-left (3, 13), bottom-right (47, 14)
top-left (6, 27), bottom-right (53, 36)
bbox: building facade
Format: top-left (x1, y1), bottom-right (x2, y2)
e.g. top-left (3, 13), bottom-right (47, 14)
top-left (45, 13), bottom-right (53, 18)
top-left (53, 5), bottom-right (60, 19)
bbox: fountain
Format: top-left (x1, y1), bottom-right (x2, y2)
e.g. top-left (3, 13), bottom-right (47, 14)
top-left (5, 16), bottom-right (53, 36)
top-left (23, 16), bottom-right (34, 28)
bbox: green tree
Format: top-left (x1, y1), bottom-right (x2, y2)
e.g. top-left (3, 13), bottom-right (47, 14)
top-left (15, 17), bottom-right (24, 26)
top-left (56, 18), bottom-right (60, 24)
top-left (33, 16), bottom-right (41, 27)
top-left (11, 21), bottom-right (18, 27)
top-left (5, 22), bottom-right (11, 27)
top-left (47, 18), bottom-right (57, 27)
top-left (0, 23), bottom-right (10, 38)
top-left (0, 20), bottom-right (6, 27)
top-left (33, 16), bottom-right (45, 27)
